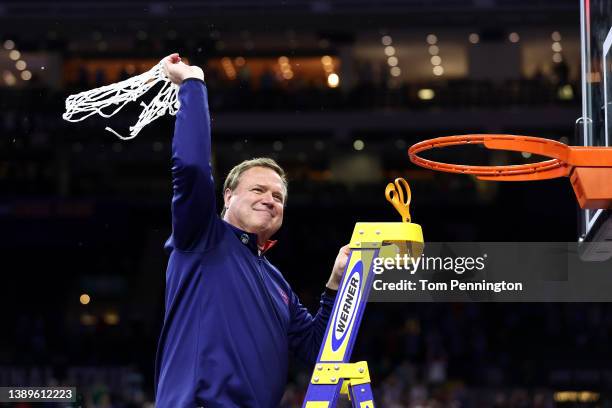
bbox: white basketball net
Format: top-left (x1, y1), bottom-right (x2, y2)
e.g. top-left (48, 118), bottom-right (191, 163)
top-left (62, 61), bottom-right (179, 140)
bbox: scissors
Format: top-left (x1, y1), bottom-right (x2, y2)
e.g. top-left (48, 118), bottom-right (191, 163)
top-left (385, 178), bottom-right (412, 223)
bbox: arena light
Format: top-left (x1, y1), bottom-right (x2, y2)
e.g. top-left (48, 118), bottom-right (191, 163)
top-left (221, 57), bottom-right (236, 79)
top-left (387, 56), bottom-right (398, 66)
top-left (417, 88), bottom-right (435, 100)
top-left (327, 73), bottom-right (339, 88)
top-left (428, 37), bottom-right (443, 77)
top-left (551, 33), bottom-right (563, 64)
top-left (103, 312), bottom-right (120, 325)
top-left (509, 32), bottom-right (520, 43)
top-left (558, 84), bottom-right (574, 100)
top-left (3, 70), bottom-right (16, 86)
top-left (321, 55), bottom-right (334, 73)
top-left (21, 70), bottom-right (32, 81)
top-left (15, 60), bottom-right (26, 71)
top-left (9, 50), bottom-right (20, 61)
top-left (390, 67), bottom-right (401, 77)
top-left (3, 40), bottom-right (15, 50)
top-left (384, 46), bottom-right (395, 56)
top-left (469, 33), bottom-right (480, 44)
top-left (279, 56), bottom-right (293, 80)
top-left (80, 293), bottom-right (91, 305)
top-left (353, 139), bottom-right (365, 151)
top-left (554, 391), bottom-right (599, 403)
top-left (381, 35), bottom-right (392, 46)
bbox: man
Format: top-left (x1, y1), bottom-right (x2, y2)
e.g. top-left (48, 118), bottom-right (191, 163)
top-left (155, 53), bottom-right (350, 407)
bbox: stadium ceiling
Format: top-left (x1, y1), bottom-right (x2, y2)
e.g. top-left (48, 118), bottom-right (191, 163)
top-left (0, 0), bottom-right (577, 28)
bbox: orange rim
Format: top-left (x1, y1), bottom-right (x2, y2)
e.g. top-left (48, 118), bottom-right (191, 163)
top-left (408, 134), bottom-right (569, 179)
top-left (408, 134), bottom-right (612, 208)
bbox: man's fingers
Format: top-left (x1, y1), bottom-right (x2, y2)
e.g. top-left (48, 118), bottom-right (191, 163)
top-left (163, 53), bottom-right (181, 65)
top-left (167, 53), bottom-right (180, 63)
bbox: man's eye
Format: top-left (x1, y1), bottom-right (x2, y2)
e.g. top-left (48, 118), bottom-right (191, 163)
top-left (253, 188), bottom-right (263, 192)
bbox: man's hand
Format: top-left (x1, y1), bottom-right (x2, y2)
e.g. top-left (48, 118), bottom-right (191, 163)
top-left (162, 53), bottom-right (204, 85)
top-left (326, 244), bottom-right (351, 291)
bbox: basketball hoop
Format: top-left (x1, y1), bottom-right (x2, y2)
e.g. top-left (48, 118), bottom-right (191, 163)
top-left (408, 134), bottom-right (612, 209)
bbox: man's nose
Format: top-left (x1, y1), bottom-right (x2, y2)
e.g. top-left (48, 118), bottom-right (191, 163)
top-left (261, 192), bottom-right (275, 206)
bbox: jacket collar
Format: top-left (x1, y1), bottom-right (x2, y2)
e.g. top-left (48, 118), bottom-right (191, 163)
top-left (224, 221), bottom-right (278, 255)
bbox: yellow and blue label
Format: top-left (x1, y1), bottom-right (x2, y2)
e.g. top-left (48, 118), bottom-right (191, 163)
top-left (320, 249), bottom-right (376, 361)
top-left (331, 260), bottom-right (362, 351)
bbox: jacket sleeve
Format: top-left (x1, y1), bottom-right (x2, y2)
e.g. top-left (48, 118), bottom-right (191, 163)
top-left (169, 78), bottom-right (218, 251)
top-left (287, 289), bottom-right (337, 364)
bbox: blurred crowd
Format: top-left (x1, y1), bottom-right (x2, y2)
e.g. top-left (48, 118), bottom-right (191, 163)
top-left (3, 302), bottom-right (611, 407)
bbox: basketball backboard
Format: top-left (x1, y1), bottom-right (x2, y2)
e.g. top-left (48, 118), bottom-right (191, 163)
top-left (579, 0), bottom-right (612, 260)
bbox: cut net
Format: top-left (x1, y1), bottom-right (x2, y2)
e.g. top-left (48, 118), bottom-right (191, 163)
top-left (62, 61), bottom-right (179, 140)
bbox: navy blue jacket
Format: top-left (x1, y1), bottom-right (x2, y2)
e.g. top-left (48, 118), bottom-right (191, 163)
top-left (154, 79), bottom-right (336, 408)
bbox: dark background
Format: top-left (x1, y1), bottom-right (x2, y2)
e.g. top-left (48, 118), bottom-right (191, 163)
top-left (0, 1), bottom-right (610, 406)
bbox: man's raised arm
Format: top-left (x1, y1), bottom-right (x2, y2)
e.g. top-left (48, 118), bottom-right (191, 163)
top-left (163, 54), bottom-right (216, 250)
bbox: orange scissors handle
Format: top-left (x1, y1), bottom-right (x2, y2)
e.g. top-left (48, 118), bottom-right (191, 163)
top-left (385, 178), bottom-right (412, 223)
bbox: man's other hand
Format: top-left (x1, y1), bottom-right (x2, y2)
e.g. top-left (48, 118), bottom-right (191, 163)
top-left (162, 53), bottom-right (205, 85)
top-left (326, 244), bottom-right (351, 291)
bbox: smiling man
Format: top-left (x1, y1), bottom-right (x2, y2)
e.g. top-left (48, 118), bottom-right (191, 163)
top-left (222, 163), bottom-right (286, 246)
top-left (154, 54), bottom-right (349, 408)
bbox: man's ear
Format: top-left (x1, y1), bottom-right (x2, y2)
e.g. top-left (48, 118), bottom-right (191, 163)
top-left (223, 188), bottom-right (233, 210)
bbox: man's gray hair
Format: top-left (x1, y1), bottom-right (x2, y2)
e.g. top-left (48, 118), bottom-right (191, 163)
top-left (221, 157), bottom-right (288, 217)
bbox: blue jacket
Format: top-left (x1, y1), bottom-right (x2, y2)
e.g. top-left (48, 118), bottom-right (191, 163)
top-left (154, 78), bottom-right (336, 408)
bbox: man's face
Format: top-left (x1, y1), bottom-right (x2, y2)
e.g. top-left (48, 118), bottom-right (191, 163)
top-left (223, 166), bottom-right (285, 241)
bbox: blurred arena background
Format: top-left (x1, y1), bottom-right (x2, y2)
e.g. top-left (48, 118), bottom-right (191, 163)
top-left (1, 0), bottom-right (611, 406)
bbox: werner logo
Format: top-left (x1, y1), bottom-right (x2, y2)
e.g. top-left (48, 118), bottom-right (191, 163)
top-left (331, 261), bottom-right (362, 351)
